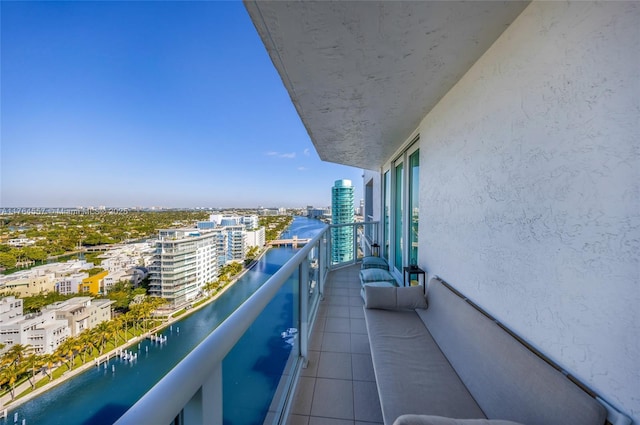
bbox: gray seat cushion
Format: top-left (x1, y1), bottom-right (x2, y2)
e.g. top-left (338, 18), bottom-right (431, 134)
top-left (364, 308), bottom-right (485, 424)
top-left (393, 416), bottom-right (524, 425)
top-left (419, 278), bottom-right (607, 425)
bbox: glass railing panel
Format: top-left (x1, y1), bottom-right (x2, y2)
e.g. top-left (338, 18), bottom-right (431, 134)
top-left (306, 240), bottom-right (321, 323)
top-left (223, 269), bottom-right (301, 425)
top-left (358, 221), bottom-right (379, 258)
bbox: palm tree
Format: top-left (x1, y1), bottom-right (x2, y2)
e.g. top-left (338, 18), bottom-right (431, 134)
top-left (1, 343), bottom-right (31, 367)
top-left (23, 353), bottom-right (44, 389)
top-left (92, 321), bottom-right (113, 355)
top-left (77, 332), bottom-right (96, 364)
top-left (0, 363), bottom-right (22, 400)
top-left (111, 315), bottom-right (125, 346)
top-left (40, 353), bottom-right (59, 381)
top-left (55, 337), bottom-right (76, 370)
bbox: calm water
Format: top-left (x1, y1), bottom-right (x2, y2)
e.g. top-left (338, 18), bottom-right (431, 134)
top-left (3, 217), bottom-right (326, 425)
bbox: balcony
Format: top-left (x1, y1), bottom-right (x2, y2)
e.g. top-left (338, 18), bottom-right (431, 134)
top-left (115, 222), bottom-right (380, 425)
top-left (286, 263), bottom-right (383, 424)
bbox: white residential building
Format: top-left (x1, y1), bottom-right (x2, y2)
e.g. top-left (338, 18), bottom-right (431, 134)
top-left (55, 272), bottom-right (89, 296)
top-left (0, 296), bottom-right (23, 323)
top-left (7, 237), bottom-right (36, 247)
top-left (0, 296), bottom-right (70, 354)
top-left (42, 297), bottom-right (114, 337)
top-left (0, 268), bottom-right (57, 296)
top-left (244, 227), bottom-right (265, 248)
top-left (241, 215), bottom-right (259, 230)
top-left (150, 229), bottom-right (219, 308)
top-left (225, 225), bottom-right (246, 262)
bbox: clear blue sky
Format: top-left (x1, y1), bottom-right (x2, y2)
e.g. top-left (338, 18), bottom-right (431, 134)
top-left (0, 1), bottom-right (362, 208)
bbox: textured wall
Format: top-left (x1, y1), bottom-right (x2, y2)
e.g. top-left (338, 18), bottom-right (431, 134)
top-left (418, 2), bottom-right (639, 420)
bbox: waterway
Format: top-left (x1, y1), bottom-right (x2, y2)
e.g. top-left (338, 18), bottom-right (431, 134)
top-left (2, 216), bottom-right (326, 425)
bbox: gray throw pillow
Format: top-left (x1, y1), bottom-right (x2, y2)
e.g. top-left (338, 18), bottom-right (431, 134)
top-left (396, 285), bottom-right (428, 309)
top-left (364, 285), bottom-right (396, 309)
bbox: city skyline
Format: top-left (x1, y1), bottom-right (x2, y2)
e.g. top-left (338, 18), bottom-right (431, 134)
top-left (0, 1), bottom-right (363, 208)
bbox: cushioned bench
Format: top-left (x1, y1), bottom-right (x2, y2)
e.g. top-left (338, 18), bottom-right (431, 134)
top-left (363, 277), bottom-right (607, 425)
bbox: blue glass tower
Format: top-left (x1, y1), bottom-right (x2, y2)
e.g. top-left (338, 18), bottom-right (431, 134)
top-left (331, 179), bottom-right (355, 263)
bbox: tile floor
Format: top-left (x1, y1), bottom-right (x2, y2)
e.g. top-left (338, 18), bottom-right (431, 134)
top-left (286, 264), bottom-right (384, 425)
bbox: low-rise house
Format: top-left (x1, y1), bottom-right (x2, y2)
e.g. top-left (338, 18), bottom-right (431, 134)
top-left (55, 272), bottom-right (89, 296)
top-left (0, 267), bottom-right (57, 296)
top-left (42, 297), bottom-right (114, 336)
top-left (80, 271), bottom-right (108, 295)
top-left (0, 296), bottom-right (69, 354)
top-left (7, 237), bottom-right (36, 247)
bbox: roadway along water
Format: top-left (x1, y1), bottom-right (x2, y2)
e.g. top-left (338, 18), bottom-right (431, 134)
top-left (2, 217), bottom-right (326, 425)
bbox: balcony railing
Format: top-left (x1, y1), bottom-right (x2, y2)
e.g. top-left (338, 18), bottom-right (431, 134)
top-left (114, 221), bottom-right (378, 425)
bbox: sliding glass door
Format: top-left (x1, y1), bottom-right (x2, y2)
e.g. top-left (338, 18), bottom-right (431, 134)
top-left (394, 161), bottom-right (404, 272)
top-left (382, 139), bottom-right (419, 276)
top-left (408, 149), bottom-right (419, 266)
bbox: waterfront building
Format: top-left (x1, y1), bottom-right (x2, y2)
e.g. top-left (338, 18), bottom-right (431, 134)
top-left (244, 227), bottom-right (265, 248)
top-left (225, 225), bottom-right (246, 262)
top-left (220, 217), bottom-right (241, 227)
top-left (197, 221), bottom-right (216, 230)
top-left (0, 296), bottom-right (70, 354)
top-left (0, 296), bottom-right (23, 322)
top-left (331, 179), bottom-right (355, 263)
top-left (306, 206), bottom-right (330, 220)
top-left (241, 215), bottom-right (259, 230)
top-left (42, 297), bottom-right (114, 337)
top-left (149, 229), bottom-right (219, 308)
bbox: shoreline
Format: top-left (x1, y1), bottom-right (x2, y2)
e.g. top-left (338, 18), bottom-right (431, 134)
top-left (0, 246), bottom-right (273, 413)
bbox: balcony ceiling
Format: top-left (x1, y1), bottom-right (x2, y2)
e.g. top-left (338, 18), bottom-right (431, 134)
top-left (245, 1), bottom-right (529, 170)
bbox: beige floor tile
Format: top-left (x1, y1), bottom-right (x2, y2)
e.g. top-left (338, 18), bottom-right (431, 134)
top-left (353, 380), bottom-right (383, 423)
top-left (350, 333), bottom-right (371, 354)
top-left (311, 378), bottom-right (354, 420)
top-left (325, 317), bottom-right (351, 333)
top-left (317, 351), bottom-right (352, 379)
top-left (302, 350), bottom-right (320, 377)
top-left (327, 305), bottom-right (351, 318)
top-left (309, 330), bottom-right (324, 351)
top-left (349, 318), bottom-right (367, 334)
top-left (349, 306), bottom-right (365, 319)
top-left (351, 353), bottom-right (376, 382)
top-left (309, 417), bottom-right (354, 425)
top-left (322, 332), bottom-right (351, 353)
top-left (287, 414), bottom-right (310, 425)
top-left (291, 376), bottom-right (316, 416)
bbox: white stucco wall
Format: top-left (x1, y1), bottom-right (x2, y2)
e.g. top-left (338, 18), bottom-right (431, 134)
top-left (417, 2), bottom-right (639, 421)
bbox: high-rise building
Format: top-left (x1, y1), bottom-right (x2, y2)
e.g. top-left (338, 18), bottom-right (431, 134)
top-left (331, 179), bottom-right (355, 263)
top-left (150, 229), bottom-right (218, 308)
